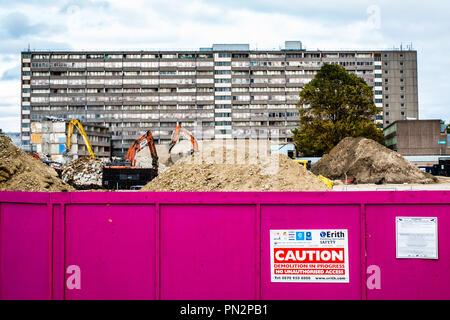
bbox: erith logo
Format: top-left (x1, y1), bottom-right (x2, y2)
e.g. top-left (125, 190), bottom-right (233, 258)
top-left (320, 231), bottom-right (345, 245)
top-left (320, 231), bottom-right (345, 238)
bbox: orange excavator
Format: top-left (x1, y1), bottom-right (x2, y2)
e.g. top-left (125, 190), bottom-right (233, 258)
top-left (124, 130), bottom-right (159, 170)
top-left (168, 123), bottom-right (198, 155)
top-left (102, 130), bottom-right (159, 189)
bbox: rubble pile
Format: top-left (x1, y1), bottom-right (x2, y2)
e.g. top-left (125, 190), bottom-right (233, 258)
top-left (0, 134), bottom-right (73, 192)
top-left (60, 157), bottom-right (104, 190)
top-left (311, 137), bottom-right (438, 184)
top-left (141, 143), bottom-right (330, 191)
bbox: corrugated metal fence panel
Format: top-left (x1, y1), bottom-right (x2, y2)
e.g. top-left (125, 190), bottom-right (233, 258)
top-left (0, 193), bottom-right (51, 300)
top-left (159, 204), bottom-right (257, 300)
top-left (0, 191), bottom-right (449, 300)
top-left (260, 204), bottom-right (362, 300)
top-left (64, 204), bottom-right (156, 300)
top-left (366, 203), bottom-right (450, 300)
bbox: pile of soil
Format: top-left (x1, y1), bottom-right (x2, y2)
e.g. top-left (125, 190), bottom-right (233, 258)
top-left (141, 145), bottom-right (330, 191)
top-left (60, 157), bottom-right (104, 190)
top-left (311, 137), bottom-right (438, 184)
top-left (0, 134), bottom-right (73, 192)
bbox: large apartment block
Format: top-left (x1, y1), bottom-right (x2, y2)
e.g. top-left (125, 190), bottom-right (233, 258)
top-left (20, 41), bottom-right (418, 157)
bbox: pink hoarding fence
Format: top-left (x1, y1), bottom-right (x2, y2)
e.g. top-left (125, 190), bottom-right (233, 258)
top-left (0, 191), bottom-right (449, 300)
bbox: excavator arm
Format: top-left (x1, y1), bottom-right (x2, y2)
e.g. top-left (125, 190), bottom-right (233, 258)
top-left (124, 130), bottom-right (158, 171)
top-left (168, 123), bottom-right (198, 154)
top-left (66, 119), bottom-right (95, 159)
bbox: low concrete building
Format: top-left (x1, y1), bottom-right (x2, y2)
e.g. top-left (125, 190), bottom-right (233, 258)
top-left (31, 120), bottom-right (111, 162)
top-left (384, 119), bottom-right (448, 156)
top-left (270, 143), bottom-right (296, 158)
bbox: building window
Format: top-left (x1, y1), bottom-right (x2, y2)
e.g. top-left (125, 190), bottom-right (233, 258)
top-left (400, 87), bottom-right (404, 91)
top-left (401, 95), bottom-right (405, 99)
top-left (385, 104), bottom-right (390, 108)
top-left (375, 99), bottom-right (383, 103)
top-left (214, 61), bottom-right (231, 66)
top-left (385, 112), bottom-right (390, 116)
top-left (386, 120), bottom-right (390, 124)
top-left (374, 57), bottom-right (381, 61)
top-left (400, 70), bottom-right (404, 74)
top-left (215, 79), bottom-right (231, 83)
top-left (215, 121), bottom-right (232, 126)
top-left (375, 74), bottom-right (382, 78)
top-left (216, 95), bottom-right (231, 100)
top-left (400, 78), bottom-right (404, 82)
top-left (384, 54), bottom-right (388, 58)
top-left (385, 87), bottom-right (389, 91)
top-left (401, 103), bottom-right (405, 108)
top-left (400, 62), bottom-right (404, 66)
top-left (401, 112), bottom-right (405, 116)
top-left (218, 53), bottom-right (231, 58)
top-left (384, 70), bottom-right (389, 74)
top-left (215, 113), bottom-right (231, 117)
top-left (385, 95), bottom-right (389, 99)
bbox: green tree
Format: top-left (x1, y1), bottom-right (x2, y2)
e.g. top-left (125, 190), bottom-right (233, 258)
top-left (292, 64), bottom-right (384, 156)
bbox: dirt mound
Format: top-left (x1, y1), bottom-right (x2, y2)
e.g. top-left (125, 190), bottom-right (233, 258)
top-left (0, 134), bottom-right (73, 192)
top-left (141, 145), bottom-right (330, 191)
top-left (311, 137), bottom-right (437, 184)
top-left (60, 157), bottom-right (103, 190)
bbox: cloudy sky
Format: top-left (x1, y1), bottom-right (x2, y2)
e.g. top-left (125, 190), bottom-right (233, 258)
top-left (0, 0), bottom-right (448, 132)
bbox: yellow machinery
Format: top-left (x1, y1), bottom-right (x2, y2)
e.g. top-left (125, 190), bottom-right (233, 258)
top-left (294, 160), bottom-right (310, 169)
top-left (66, 119), bottom-right (95, 159)
top-left (294, 159), bottom-right (334, 189)
top-left (317, 174), bottom-right (334, 189)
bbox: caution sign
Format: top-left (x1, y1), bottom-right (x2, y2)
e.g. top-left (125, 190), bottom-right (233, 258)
top-left (270, 230), bottom-right (349, 283)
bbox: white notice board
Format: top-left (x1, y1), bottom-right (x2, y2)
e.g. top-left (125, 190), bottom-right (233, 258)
top-left (396, 217), bottom-right (438, 259)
